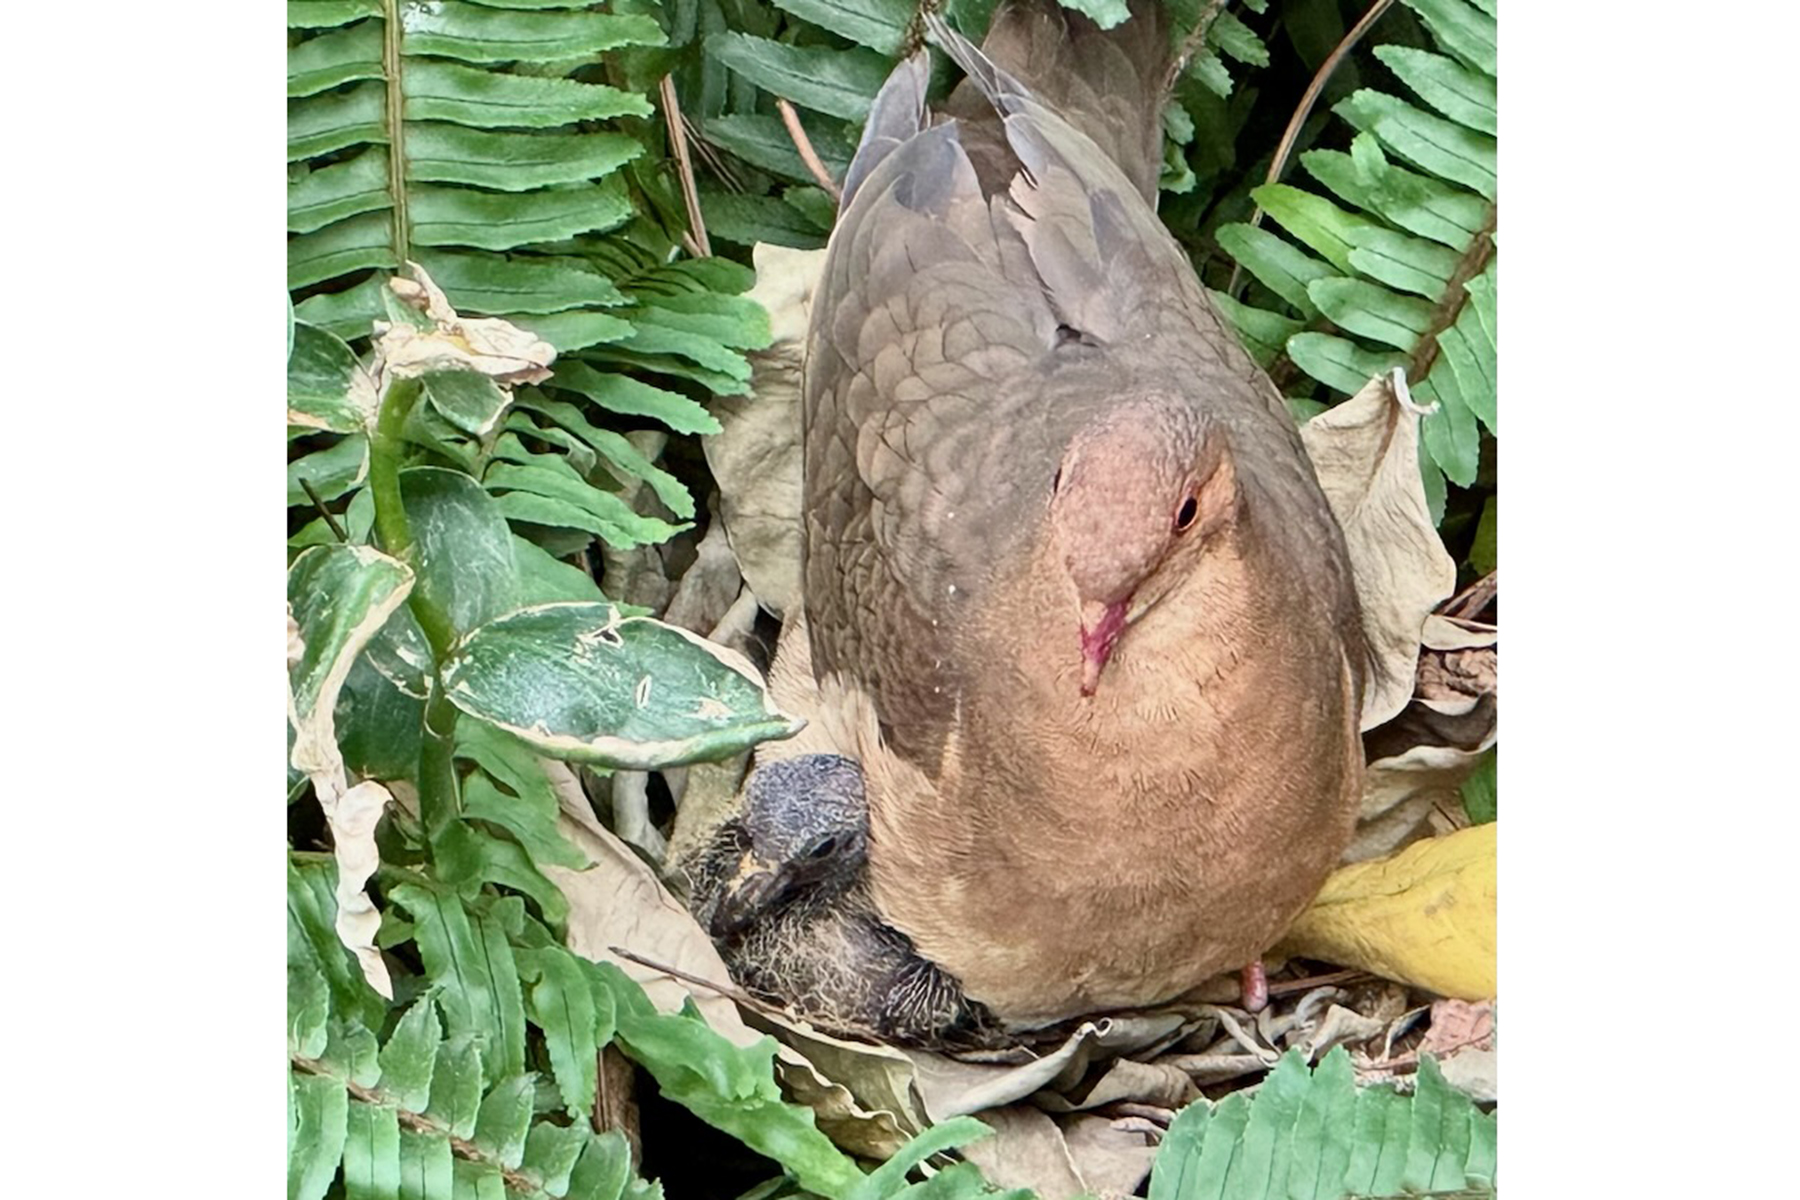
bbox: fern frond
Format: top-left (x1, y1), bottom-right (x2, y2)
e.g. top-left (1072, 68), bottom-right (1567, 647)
top-left (1216, 0), bottom-right (1498, 518)
top-left (1148, 1048), bottom-right (1497, 1200)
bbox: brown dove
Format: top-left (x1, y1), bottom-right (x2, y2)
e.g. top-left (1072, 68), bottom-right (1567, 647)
top-left (778, 1), bottom-right (1366, 1031)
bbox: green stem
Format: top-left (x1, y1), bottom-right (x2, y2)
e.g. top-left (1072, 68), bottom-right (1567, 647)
top-left (369, 374), bottom-right (462, 836)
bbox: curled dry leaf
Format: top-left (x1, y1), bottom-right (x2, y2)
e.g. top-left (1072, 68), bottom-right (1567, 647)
top-left (1300, 370), bottom-right (1459, 731)
top-left (376, 261), bottom-right (556, 390)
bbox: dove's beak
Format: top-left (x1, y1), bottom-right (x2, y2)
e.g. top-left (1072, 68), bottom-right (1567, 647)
top-left (1079, 598), bottom-right (1129, 697)
top-left (709, 852), bottom-right (786, 938)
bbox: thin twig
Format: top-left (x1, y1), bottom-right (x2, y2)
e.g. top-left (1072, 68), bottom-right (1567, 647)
top-left (659, 75), bottom-right (711, 258)
top-left (1266, 967), bottom-right (1372, 999)
top-left (1443, 570), bottom-right (1498, 621)
top-left (776, 98), bottom-right (841, 202)
top-left (1229, 0), bottom-right (1395, 295)
top-left (298, 476), bottom-right (349, 542)
top-left (606, 944), bottom-right (781, 1017)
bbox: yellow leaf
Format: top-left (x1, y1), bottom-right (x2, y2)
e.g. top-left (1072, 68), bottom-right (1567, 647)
top-left (1278, 823), bottom-right (1495, 999)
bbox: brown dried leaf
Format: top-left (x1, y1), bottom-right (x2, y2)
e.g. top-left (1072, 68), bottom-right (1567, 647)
top-left (1300, 371), bottom-right (1458, 730)
top-left (379, 263), bottom-right (555, 390)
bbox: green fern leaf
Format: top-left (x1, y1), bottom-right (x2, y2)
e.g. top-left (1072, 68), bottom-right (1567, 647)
top-left (425, 1034), bottom-right (485, 1141)
top-left (343, 1101), bottom-right (403, 1200)
top-left (706, 32), bottom-right (892, 121)
top-left (397, 1127), bottom-right (455, 1199)
top-left (290, 1072), bottom-right (351, 1200)
top-left (1403, 0), bottom-right (1497, 76)
top-left (771, 0), bottom-right (912, 55)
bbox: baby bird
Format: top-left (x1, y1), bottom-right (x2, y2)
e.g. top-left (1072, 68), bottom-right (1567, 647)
top-left (681, 755), bottom-right (1000, 1047)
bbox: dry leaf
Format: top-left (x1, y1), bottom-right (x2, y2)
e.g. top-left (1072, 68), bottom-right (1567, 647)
top-left (703, 244), bottom-right (823, 618)
top-left (1300, 371), bottom-right (1458, 730)
top-left (960, 1107), bottom-right (1089, 1200)
top-left (378, 262), bottom-right (555, 390)
top-left (1280, 822), bottom-right (1496, 999)
top-left (1061, 1115), bottom-right (1159, 1199)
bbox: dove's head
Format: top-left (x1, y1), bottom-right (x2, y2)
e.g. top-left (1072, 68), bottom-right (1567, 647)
top-left (709, 755), bottom-right (869, 938)
top-left (1048, 396), bottom-right (1239, 696)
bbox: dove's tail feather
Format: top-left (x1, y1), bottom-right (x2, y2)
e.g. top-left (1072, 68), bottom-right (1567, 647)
top-left (940, 0), bottom-right (1173, 205)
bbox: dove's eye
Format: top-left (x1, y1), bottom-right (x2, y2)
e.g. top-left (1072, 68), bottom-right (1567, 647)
top-left (805, 837), bottom-right (839, 861)
top-left (1174, 494), bottom-right (1199, 533)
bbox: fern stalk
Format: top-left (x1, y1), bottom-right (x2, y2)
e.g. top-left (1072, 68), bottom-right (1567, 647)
top-left (381, 0), bottom-right (411, 265)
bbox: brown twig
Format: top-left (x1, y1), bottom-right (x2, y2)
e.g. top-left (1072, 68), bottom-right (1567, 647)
top-left (776, 98), bottom-right (841, 202)
top-left (1266, 967), bottom-right (1372, 999)
top-left (297, 476), bottom-right (349, 542)
top-left (606, 944), bottom-right (780, 1017)
top-left (659, 75), bottom-right (711, 258)
top-left (1164, 0), bottom-right (1229, 95)
top-left (1443, 570), bottom-right (1498, 621)
top-left (1229, 0), bottom-right (1396, 296)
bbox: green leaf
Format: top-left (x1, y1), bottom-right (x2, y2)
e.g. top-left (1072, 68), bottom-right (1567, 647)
top-left (289, 81), bottom-right (387, 160)
top-left (397, 1128), bottom-right (455, 1199)
top-left (413, 250), bottom-right (628, 314)
top-left (848, 1117), bottom-right (993, 1200)
top-left (512, 396), bottom-right (696, 518)
top-left (1206, 290), bottom-right (1302, 370)
top-left (1287, 1045), bottom-right (1358, 1198)
top-left (412, 177), bottom-right (635, 251)
top-left (404, 61), bottom-right (654, 127)
top-left (473, 1073), bottom-right (537, 1169)
top-left (399, 467), bottom-right (522, 637)
top-left (523, 1123), bottom-right (592, 1196)
top-left (493, 490), bottom-right (688, 549)
top-left (290, 859), bottom-right (390, 1034)
top-left (512, 534), bottom-right (607, 605)
top-left (288, 543), bottom-right (415, 726)
top-left (1054, 0), bottom-right (1130, 30)
top-left (343, 1101), bottom-right (403, 1200)
top-left (400, 5), bottom-right (665, 63)
top-left (1215, 223), bottom-right (1334, 318)
top-left (378, 998), bottom-right (443, 1113)
top-left (434, 818), bottom-right (573, 928)
top-left (1304, 140), bottom-right (1487, 250)
top-left (1403, 0), bottom-right (1497, 76)
top-left (425, 1033), bottom-right (485, 1140)
top-left (288, 19), bottom-right (384, 99)
top-left (703, 113), bottom-right (855, 185)
top-left (335, 652), bottom-right (425, 780)
top-left (1147, 1100), bottom-right (1210, 1200)
top-left (1250, 183), bottom-right (1376, 274)
top-left (1469, 495), bottom-right (1497, 575)
top-left (442, 603), bottom-right (803, 768)
top-left (290, 148), bottom-right (391, 234)
top-left (290, 434), bottom-right (371, 507)
top-left (1374, 45), bottom-right (1496, 134)
top-left (1236, 1050), bottom-right (1311, 1196)
top-left (1285, 332), bottom-right (1405, 396)
top-left (458, 722), bottom-right (589, 870)
top-left (290, 962), bottom-right (332, 1059)
top-left (517, 310), bottom-right (639, 353)
top-left (290, 211), bottom-right (398, 290)
top-left (1461, 745), bottom-right (1497, 825)
top-left (406, 124), bottom-right (643, 191)
top-left (605, 313), bottom-right (754, 385)
top-left (289, 1072), bottom-right (351, 1200)
top-left (700, 191), bottom-right (829, 250)
top-left (596, 964), bottom-right (864, 1198)
top-left (566, 1131), bottom-right (632, 1200)
top-left (1414, 374), bottom-right (1480, 486)
top-left (1307, 277), bottom-right (1432, 351)
top-left (1449, 266), bottom-right (1497, 433)
top-left (1346, 226), bottom-right (1459, 299)
top-left (1337, 90), bottom-right (1496, 201)
top-left (389, 882), bottom-right (527, 1088)
top-left (1406, 1056), bottom-right (1473, 1192)
top-left (772, 0), bottom-right (911, 54)
top-left (325, 1019), bottom-right (384, 1088)
top-left (290, 1), bottom-right (384, 29)
top-left (706, 33), bottom-right (892, 122)
top-left (552, 362), bottom-right (722, 436)
top-left (416, 370), bottom-right (510, 440)
top-left (290, 322), bottom-right (376, 433)
top-left (1208, 9), bottom-right (1269, 67)
top-left (522, 946), bottom-right (600, 1118)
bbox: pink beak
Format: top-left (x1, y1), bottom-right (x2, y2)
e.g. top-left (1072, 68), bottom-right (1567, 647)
top-left (1079, 599), bottom-right (1129, 697)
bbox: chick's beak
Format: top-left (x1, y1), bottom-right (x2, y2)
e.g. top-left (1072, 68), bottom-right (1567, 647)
top-left (1078, 598), bottom-right (1130, 697)
top-left (709, 852), bottom-right (785, 938)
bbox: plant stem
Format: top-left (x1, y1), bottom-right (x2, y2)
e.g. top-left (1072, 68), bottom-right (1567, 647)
top-left (368, 373), bottom-right (463, 836)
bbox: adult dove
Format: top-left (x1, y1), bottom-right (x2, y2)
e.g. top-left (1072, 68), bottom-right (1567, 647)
top-left (781, 1), bottom-right (1367, 1030)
